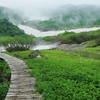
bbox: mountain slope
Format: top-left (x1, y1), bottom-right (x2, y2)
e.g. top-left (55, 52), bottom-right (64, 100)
top-left (0, 6), bottom-right (24, 24)
top-left (0, 18), bottom-right (26, 36)
top-left (24, 5), bottom-right (100, 31)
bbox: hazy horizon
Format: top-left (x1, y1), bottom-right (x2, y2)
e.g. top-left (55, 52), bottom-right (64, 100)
top-left (0, 0), bottom-right (100, 11)
top-left (0, 0), bottom-right (100, 19)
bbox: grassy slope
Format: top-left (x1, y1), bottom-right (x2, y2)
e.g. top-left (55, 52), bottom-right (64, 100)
top-left (0, 18), bottom-right (25, 37)
top-left (43, 29), bottom-right (100, 47)
top-left (6, 46), bottom-right (100, 100)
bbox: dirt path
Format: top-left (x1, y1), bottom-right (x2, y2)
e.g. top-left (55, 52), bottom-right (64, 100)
top-left (0, 53), bottom-right (42, 100)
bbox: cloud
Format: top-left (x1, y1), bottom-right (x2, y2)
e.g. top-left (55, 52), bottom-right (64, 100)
top-left (0, 0), bottom-right (100, 8)
top-left (0, 0), bottom-right (100, 17)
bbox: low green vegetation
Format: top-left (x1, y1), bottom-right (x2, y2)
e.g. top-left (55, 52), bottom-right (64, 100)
top-left (7, 46), bottom-right (100, 100)
top-left (0, 58), bottom-right (11, 100)
top-left (73, 46), bottom-right (100, 60)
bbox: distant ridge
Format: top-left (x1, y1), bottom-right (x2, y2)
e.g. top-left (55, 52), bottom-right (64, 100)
top-left (23, 4), bottom-right (100, 31)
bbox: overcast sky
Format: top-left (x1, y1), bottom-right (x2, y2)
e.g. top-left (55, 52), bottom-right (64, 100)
top-left (0, 0), bottom-right (100, 17)
top-left (0, 0), bottom-right (100, 9)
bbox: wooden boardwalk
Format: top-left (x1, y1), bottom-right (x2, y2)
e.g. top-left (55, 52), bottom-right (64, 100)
top-left (0, 53), bottom-right (42, 100)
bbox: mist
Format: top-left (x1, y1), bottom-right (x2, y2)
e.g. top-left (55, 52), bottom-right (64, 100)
top-left (0, 0), bottom-right (100, 19)
top-left (1, 0), bottom-right (100, 31)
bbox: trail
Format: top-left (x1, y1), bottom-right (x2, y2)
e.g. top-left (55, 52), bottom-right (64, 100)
top-left (0, 53), bottom-right (42, 100)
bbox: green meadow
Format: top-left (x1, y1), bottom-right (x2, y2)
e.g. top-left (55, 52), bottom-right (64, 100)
top-left (6, 46), bottom-right (100, 100)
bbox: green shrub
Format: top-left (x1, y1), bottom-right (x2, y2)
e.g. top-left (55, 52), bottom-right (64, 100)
top-left (0, 83), bottom-right (9, 100)
top-left (0, 59), bottom-right (11, 100)
top-left (55, 30), bottom-right (100, 45)
top-left (0, 36), bottom-right (35, 52)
